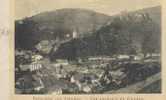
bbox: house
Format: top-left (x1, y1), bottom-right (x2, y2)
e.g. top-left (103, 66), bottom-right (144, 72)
top-left (54, 59), bottom-right (69, 67)
top-left (117, 55), bottom-right (130, 59)
top-left (110, 70), bottom-right (127, 85)
top-left (31, 55), bottom-right (43, 62)
top-left (146, 53), bottom-right (160, 57)
top-left (82, 84), bottom-right (92, 93)
top-left (19, 63), bottom-right (42, 72)
top-left (152, 53), bottom-right (160, 57)
top-left (29, 63), bottom-right (42, 72)
top-left (133, 55), bottom-right (144, 60)
top-left (88, 56), bottom-right (116, 61)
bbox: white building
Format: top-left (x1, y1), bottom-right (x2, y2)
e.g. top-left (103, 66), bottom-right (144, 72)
top-left (31, 55), bottom-right (43, 62)
top-left (53, 59), bottom-right (69, 67)
top-left (20, 63), bottom-right (42, 72)
top-left (29, 63), bottom-right (42, 72)
top-left (117, 55), bottom-right (130, 59)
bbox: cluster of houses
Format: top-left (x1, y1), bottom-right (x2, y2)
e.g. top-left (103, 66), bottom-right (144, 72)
top-left (15, 50), bottom-right (100, 94)
top-left (15, 48), bottom-right (160, 94)
top-left (18, 54), bottom-right (43, 72)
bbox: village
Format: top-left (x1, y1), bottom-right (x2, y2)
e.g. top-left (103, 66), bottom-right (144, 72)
top-left (15, 20), bottom-right (162, 94)
top-left (15, 47), bottom-right (161, 94)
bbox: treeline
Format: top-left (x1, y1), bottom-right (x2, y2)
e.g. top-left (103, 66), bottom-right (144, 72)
top-left (51, 12), bottom-right (161, 60)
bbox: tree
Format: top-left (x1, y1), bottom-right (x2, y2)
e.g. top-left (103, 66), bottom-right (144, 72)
top-left (15, 18), bottom-right (39, 49)
top-left (140, 13), bottom-right (159, 57)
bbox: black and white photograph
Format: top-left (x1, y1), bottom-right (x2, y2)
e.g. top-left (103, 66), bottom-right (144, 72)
top-left (15, 0), bottom-right (161, 94)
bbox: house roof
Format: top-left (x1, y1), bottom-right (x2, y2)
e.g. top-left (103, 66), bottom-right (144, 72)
top-left (111, 70), bottom-right (126, 80)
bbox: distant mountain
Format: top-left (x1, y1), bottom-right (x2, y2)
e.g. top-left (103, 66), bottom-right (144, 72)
top-left (31, 8), bottom-right (112, 34)
top-left (15, 8), bottom-right (112, 49)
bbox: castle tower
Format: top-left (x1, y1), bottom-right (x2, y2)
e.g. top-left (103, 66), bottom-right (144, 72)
top-left (72, 29), bottom-right (78, 39)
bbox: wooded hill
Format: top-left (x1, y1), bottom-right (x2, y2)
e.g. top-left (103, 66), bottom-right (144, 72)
top-left (15, 6), bottom-right (161, 60)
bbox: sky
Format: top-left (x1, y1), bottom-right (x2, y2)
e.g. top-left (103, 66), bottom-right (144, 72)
top-left (15, 0), bottom-right (161, 19)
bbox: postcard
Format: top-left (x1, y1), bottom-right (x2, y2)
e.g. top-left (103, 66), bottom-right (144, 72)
top-left (0, 0), bottom-right (166, 100)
